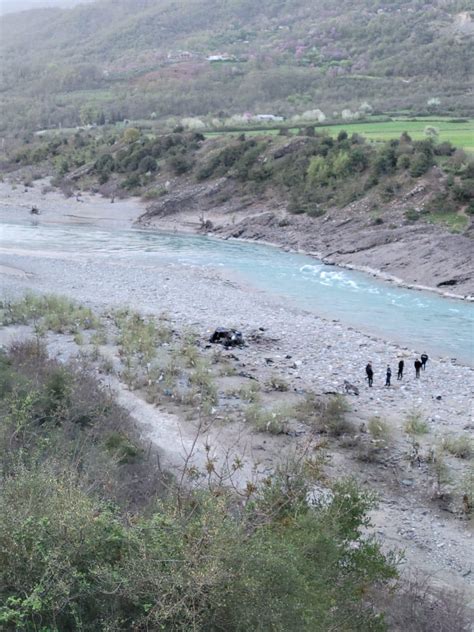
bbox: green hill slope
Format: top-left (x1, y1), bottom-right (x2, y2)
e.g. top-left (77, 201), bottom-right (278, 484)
top-left (1, 0), bottom-right (473, 132)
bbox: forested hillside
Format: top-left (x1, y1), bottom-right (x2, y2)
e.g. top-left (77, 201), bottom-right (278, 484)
top-left (1, 0), bottom-right (473, 132)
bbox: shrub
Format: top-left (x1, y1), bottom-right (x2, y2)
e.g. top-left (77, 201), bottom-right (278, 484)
top-left (409, 152), bottom-right (433, 177)
top-left (142, 187), bottom-right (167, 200)
top-left (425, 192), bottom-right (457, 215)
top-left (404, 208), bottom-right (420, 221)
top-left (322, 395), bottom-right (353, 436)
top-left (245, 403), bottom-right (286, 434)
top-left (138, 155), bottom-right (158, 174)
top-left (294, 391), bottom-right (323, 428)
top-left (180, 340), bottom-right (200, 367)
top-left (90, 328), bottom-right (108, 346)
top-left (266, 374), bottom-right (289, 392)
top-left (307, 155), bottom-right (330, 185)
top-left (237, 382), bottom-right (261, 402)
top-left (380, 572), bottom-right (472, 632)
top-left (433, 141), bottom-right (455, 156)
top-left (368, 416), bottom-right (392, 443)
top-left (95, 153), bottom-right (115, 175)
top-left (0, 337), bottom-right (399, 631)
top-left (0, 468), bottom-right (130, 630)
top-left (441, 434), bottom-right (473, 459)
top-left (397, 154), bottom-right (411, 169)
top-left (1, 293), bottom-right (99, 333)
top-left (122, 127), bottom-right (140, 143)
top-left (452, 178), bottom-right (474, 203)
top-left (73, 331), bottom-right (84, 345)
top-left (121, 173), bottom-right (141, 190)
top-left (189, 362), bottom-right (218, 406)
top-left (105, 431), bottom-right (141, 463)
top-left (168, 151), bottom-right (194, 175)
top-left (431, 447), bottom-right (452, 497)
top-left (373, 145), bottom-right (397, 176)
top-left (197, 140), bottom-right (262, 181)
top-left (115, 311), bottom-right (166, 366)
top-left (404, 410), bottom-right (429, 435)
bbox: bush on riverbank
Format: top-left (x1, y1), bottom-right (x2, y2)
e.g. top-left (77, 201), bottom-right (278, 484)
top-left (0, 340), bottom-right (399, 631)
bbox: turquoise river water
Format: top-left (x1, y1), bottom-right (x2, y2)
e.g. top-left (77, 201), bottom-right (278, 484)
top-left (1, 221), bottom-right (473, 365)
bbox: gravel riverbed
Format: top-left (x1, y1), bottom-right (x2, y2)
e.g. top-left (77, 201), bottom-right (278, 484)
top-left (1, 184), bottom-right (473, 609)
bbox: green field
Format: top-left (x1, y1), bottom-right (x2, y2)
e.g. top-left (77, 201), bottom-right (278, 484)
top-left (208, 117), bottom-right (474, 152)
top-left (314, 118), bottom-right (474, 151)
top-left (38, 115), bottom-right (474, 153)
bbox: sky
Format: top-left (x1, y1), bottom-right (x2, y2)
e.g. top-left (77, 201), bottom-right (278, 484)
top-left (0, 0), bottom-right (95, 15)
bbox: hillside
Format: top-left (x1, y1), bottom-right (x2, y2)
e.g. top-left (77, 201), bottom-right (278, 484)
top-left (1, 0), bottom-right (473, 132)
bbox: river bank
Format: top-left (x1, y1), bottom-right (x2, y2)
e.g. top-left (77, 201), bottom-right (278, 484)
top-left (0, 246), bottom-right (473, 603)
top-left (1, 182), bottom-right (474, 605)
top-left (0, 178), bottom-right (142, 228)
top-left (1, 177), bottom-right (473, 300)
top-left (138, 191), bottom-right (474, 301)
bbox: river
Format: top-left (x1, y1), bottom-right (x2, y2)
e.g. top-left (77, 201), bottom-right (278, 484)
top-left (1, 220), bottom-right (473, 365)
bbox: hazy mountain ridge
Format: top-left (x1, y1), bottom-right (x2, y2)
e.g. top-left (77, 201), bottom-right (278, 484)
top-left (0, 0), bottom-right (94, 16)
top-left (1, 0), bottom-right (473, 131)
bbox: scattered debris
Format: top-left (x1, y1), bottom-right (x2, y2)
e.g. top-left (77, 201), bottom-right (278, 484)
top-left (209, 327), bottom-right (244, 347)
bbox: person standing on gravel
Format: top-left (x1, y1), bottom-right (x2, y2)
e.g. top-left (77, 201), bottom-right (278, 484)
top-left (366, 362), bottom-right (374, 387)
top-left (414, 358), bottom-right (422, 378)
top-left (385, 365), bottom-right (392, 387)
top-left (420, 352), bottom-right (429, 370)
top-left (397, 359), bottom-right (404, 380)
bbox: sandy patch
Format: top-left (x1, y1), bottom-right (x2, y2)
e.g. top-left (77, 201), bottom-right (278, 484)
top-left (0, 178), bottom-right (144, 228)
top-left (0, 264), bottom-right (32, 278)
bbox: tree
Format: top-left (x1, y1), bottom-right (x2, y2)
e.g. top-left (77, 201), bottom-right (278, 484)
top-left (307, 155), bottom-right (329, 184)
top-left (332, 151), bottom-right (352, 177)
top-left (424, 126), bottom-right (439, 141)
top-left (359, 101), bottom-right (373, 115)
top-left (427, 97), bottom-right (441, 111)
top-left (138, 155), bottom-right (158, 174)
top-left (79, 105), bottom-right (98, 126)
top-left (122, 128), bottom-right (140, 144)
top-left (410, 152), bottom-right (433, 177)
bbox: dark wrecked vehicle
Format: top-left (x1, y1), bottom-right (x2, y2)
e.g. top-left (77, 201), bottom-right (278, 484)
top-left (209, 327), bottom-right (244, 347)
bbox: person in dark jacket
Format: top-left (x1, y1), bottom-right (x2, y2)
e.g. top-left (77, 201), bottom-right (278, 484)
top-left (385, 365), bottom-right (392, 387)
top-left (414, 358), bottom-right (422, 378)
top-left (365, 362), bottom-right (374, 387)
top-left (397, 359), bottom-right (404, 380)
top-left (420, 353), bottom-right (429, 370)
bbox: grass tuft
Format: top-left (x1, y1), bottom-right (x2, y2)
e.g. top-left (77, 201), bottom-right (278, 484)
top-left (404, 410), bottom-right (429, 436)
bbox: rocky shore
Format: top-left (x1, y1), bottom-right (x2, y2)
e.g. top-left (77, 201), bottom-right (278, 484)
top-left (1, 179), bottom-right (473, 605)
top-left (138, 178), bottom-right (474, 300)
top-left (1, 177), bottom-right (473, 299)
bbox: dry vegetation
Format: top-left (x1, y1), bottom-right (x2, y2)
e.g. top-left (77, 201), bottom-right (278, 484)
top-left (0, 292), bottom-right (472, 630)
